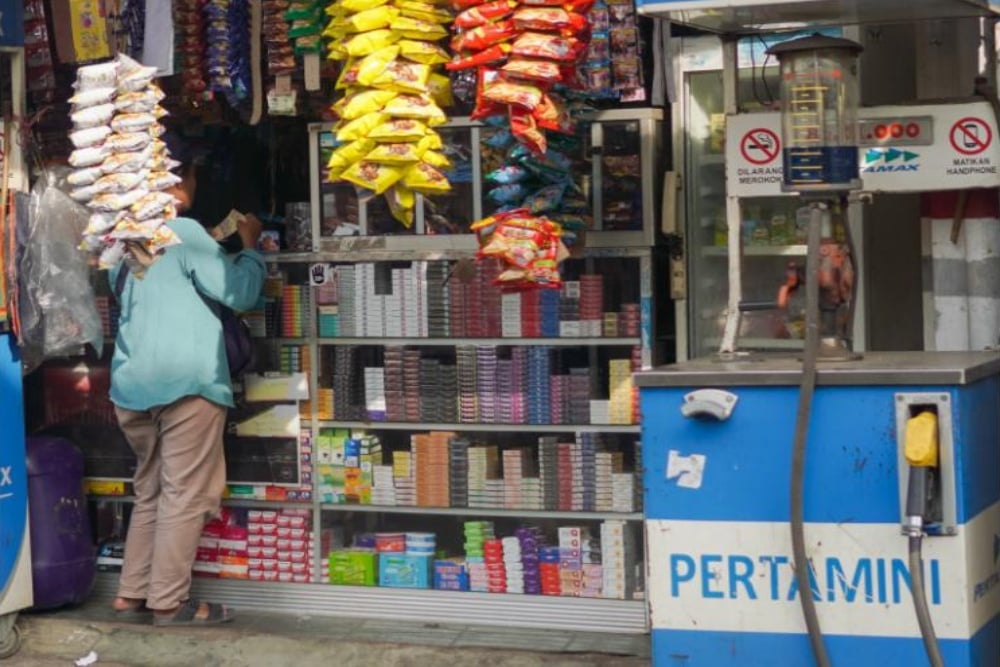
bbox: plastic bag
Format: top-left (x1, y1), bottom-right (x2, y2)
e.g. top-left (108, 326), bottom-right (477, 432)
top-left (18, 172), bottom-right (104, 372)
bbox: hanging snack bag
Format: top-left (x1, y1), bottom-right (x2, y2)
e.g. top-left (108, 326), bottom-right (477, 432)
top-left (70, 126), bottom-right (113, 149)
top-left (75, 61), bottom-right (120, 90)
top-left (341, 161), bottom-right (406, 195)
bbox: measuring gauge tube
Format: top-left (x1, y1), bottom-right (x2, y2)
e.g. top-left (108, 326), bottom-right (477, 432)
top-left (768, 34), bottom-right (863, 193)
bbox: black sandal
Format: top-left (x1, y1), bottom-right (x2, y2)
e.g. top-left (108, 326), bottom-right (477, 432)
top-left (152, 599), bottom-right (234, 627)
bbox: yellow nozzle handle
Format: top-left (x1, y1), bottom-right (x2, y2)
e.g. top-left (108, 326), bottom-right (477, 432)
top-left (904, 411), bottom-right (939, 468)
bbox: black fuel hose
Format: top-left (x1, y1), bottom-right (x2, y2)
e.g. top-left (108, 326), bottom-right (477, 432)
top-left (909, 534), bottom-right (944, 667)
top-left (791, 202), bottom-right (831, 667)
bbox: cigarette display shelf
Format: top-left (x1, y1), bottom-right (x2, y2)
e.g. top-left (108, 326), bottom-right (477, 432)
top-left (320, 503), bottom-right (643, 522)
top-left (315, 421), bottom-right (641, 434)
top-left (316, 337), bottom-right (643, 347)
top-left (269, 336), bottom-right (642, 347)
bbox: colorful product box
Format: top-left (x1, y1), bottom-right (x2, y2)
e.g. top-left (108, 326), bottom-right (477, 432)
top-left (328, 549), bottom-right (378, 586)
top-left (378, 554), bottom-right (432, 589)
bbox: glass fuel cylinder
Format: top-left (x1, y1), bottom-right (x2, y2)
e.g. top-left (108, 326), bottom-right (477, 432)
top-left (768, 34), bottom-right (863, 192)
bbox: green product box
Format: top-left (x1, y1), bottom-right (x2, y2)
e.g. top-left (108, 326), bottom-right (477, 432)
top-left (328, 549), bottom-right (377, 586)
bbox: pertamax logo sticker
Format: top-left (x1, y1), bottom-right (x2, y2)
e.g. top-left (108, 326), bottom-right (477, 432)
top-left (861, 148), bottom-right (920, 174)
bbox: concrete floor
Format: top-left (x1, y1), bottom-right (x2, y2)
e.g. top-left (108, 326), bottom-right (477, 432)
top-left (7, 599), bottom-right (650, 667)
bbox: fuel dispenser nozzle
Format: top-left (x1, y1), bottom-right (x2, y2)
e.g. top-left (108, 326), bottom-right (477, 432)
top-left (903, 411), bottom-right (941, 537)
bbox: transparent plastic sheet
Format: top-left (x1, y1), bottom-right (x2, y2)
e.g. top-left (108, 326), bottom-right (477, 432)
top-left (18, 170), bottom-right (103, 372)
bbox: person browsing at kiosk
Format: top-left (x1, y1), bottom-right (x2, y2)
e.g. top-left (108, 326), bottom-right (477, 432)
top-left (108, 131), bottom-right (265, 626)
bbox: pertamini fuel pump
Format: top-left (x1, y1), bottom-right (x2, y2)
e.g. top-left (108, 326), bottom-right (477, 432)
top-left (766, 34), bottom-right (947, 667)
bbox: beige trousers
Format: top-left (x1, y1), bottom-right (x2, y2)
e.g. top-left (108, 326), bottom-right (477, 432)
top-left (115, 395), bottom-right (227, 610)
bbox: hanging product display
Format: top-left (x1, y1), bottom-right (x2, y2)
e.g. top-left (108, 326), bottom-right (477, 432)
top-left (176, 0), bottom-right (209, 101)
top-left (448, 0), bottom-right (593, 289)
top-left (264, 0), bottom-right (296, 78)
top-left (322, 0), bottom-right (454, 227)
top-left (71, 55), bottom-right (183, 270)
top-left (24, 0), bottom-right (56, 105)
top-left (206, 0), bottom-right (253, 108)
top-left (606, 0), bottom-right (643, 102)
top-left (174, 0), bottom-right (253, 110)
top-left (470, 206), bottom-right (566, 289)
top-left (288, 0), bottom-right (324, 57)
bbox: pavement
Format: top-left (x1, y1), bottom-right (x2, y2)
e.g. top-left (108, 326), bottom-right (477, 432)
top-left (5, 600), bottom-right (650, 667)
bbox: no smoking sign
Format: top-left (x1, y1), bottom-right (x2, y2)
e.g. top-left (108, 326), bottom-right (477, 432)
top-left (740, 128), bottom-right (780, 165)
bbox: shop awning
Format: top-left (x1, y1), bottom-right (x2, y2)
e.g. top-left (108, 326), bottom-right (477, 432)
top-left (637, 0), bottom-right (1000, 33)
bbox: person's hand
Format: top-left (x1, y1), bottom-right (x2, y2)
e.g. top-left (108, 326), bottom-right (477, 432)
top-left (237, 213), bottom-right (263, 251)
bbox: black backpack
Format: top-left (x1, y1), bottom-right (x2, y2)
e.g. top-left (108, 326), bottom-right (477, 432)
top-left (113, 265), bottom-right (256, 378)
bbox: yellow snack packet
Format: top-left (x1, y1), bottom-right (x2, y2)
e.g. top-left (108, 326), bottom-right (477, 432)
top-left (396, 39), bottom-right (450, 65)
top-left (420, 149), bottom-right (453, 170)
top-left (390, 16), bottom-right (449, 41)
top-left (395, 1), bottom-right (453, 24)
top-left (418, 131), bottom-right (442, 151)
top-left (356, 46), bottom-right (401, 86)
top-left (327, 165), bottom-right (347, 182)
top-left (325, 3), bottom-right (348, 18)
top-left (402, 161), bottom-right (450, 194)
top-left (334, 89), bottom-right (398, 119)
top-left (385, 185), bottom-right (416, 227)
top-left (344, 5), bottom-right (399, 32)
top-left (340, 0), bottom-right (390, 12)
top-left (341, 161), bottom-right (406, 195)
top-left (372, 60), bottom-right (430, 94)
top-left (368, 118), bottom-right (429, 142)
top-left (336, 112), bottom-right (390, 142)
top-left (344, 29), bottom-right (400, 57)
top-left (322, 18), bottom-right (349, 38)
top-left (326, 138), bottom-right (376, 171)
top-left (366, 142), bottom-right (423, 165)
top-left (382, 94), bottom-right (446, 125)
top-left (426, 72), bottom-right (453, 108)
top-left (326, 42), bottom-right (349, 61)
top-left (336, 59), bottom-right (361, 90)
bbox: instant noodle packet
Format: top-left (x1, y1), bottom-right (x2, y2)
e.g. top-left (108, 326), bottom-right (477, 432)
top-left (382, 94), bottom-right (447, 125)
top-left (341, 160), bottom-right (406, 194)
top-left (390, 16), bottom-right (449, 40)
top-left (366, 142), bottom-right (422, 165)
top-left (385, 184), bottom-right (416, 226)
top-left (336, 112), bottom-right (390, 141)
top-left (334, 89), bottom-right (398, 119)
top-left (344, 29), bottom-right (400, 57)
top-left (367, 118), bottom-right (429, 142)
top-left (402, 161), bottom-right (450, 193)
top-left (397, 40), bottom-right (451, 65)
top-left (372, 60), bottom-right (431, 94)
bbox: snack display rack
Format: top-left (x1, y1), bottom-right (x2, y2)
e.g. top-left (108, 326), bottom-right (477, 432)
top-left (85, 107), bottom-right (664, 634)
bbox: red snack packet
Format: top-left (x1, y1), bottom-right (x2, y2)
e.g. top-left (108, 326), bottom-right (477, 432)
top-left (501, 58), bottom-right (563, 83)
top-left (510, 107), bottom-right (547, 155)
top-left (451, 20), bottom-right (518, 53)
top-left (564, 0), bottom-right (594, 12)
top-left (446, 44), bottom-right (512, 71)
top-left (471, 67), bottom-right (506, 120)
top-left (510, 32), bottom-right (586, 62)
top-left (455, 0), bottom-right (518, 28)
